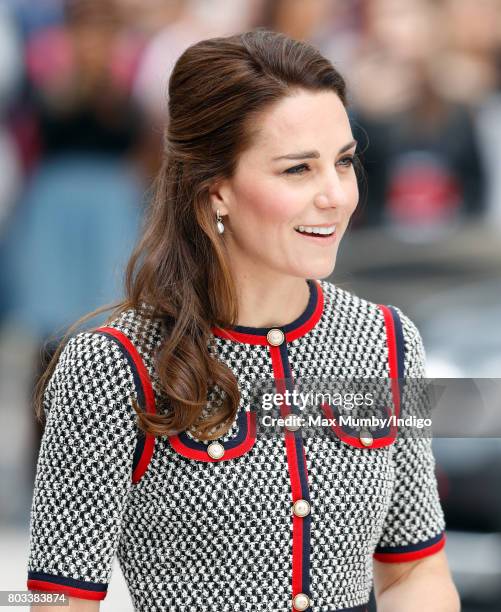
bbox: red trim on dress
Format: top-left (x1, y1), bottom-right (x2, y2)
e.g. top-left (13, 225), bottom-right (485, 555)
top-left (210, 328), bottom-right (270, 345)
top-left (321, 403), bottom-right (397, 449)
top-left (168, 411), bottom-right (257, 461)
top-left (319, 304), bottom-right (401, 448)
top-left (377, 305), bottom-right (401, 419)
top-left (373, 533), bottom-right (446, 563)
top-left (95, 327), bottom-right (156, 484)
top-left (211, 280), bottom-right (324, 344)
top-left (27, 580), bottom-right (106, 601)
top-left (269, 344), bottom-right (308, 608)
top-left (292, 511), bottom-right (304, 601)
top-left (286, 280), bottom-right (324, 343)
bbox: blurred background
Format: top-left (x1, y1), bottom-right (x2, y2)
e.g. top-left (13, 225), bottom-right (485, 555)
top-left (0, 0), bottom-right (500, 610)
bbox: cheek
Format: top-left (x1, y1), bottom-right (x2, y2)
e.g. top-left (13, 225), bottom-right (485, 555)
top-left (346, 176), bottom-right (359, 213)
top-left (235, 180), bottom-right (299, 227)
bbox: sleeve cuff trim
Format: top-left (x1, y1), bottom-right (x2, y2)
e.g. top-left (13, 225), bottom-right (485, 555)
top-left (27, 572), bottom-right (107, 601)
top-left (373, 531), bottom-right (446, 563)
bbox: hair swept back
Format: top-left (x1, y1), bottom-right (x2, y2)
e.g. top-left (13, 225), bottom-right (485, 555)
top-left (34, 28), bottom-right (348, 440)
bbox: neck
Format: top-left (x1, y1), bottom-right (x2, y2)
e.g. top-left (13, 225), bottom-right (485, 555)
top-left (232, 272), bottom-right (311, 329)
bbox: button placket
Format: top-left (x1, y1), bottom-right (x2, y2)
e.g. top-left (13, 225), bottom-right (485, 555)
top-left (266, 327), bottom-right (285, 346)
top-left (267, 329), bottom-right (312, 611)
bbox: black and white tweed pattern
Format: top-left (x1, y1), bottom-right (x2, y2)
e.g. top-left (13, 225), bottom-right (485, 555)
top-left (27, 332), bottom-right (138, 585)
top-left (27, 279), bottom-right (446, 611)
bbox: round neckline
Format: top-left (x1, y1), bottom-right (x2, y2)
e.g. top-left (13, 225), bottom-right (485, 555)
top-left (211, 279), bottom-right (324, 345)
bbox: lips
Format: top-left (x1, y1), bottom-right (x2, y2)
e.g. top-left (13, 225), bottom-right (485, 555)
top-left (294, 228), bottom-right (338, 246)
top-left (294, 224), bottom-right (336, 237)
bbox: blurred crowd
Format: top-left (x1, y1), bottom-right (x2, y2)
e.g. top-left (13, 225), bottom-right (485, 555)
top-left (0, 0), bottom-right (500, 342)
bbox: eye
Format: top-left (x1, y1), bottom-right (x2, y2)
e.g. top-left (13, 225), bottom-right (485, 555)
top-left (337, 155), bottom-right (354, 168)
top-left (284, 163), bottom-right (310, 175)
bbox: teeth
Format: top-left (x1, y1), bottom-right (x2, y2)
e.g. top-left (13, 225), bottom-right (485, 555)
top-left (295, 225), bottom-right (336, 235)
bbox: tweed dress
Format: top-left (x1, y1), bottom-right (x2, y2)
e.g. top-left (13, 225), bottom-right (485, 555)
top-left (27, 278), bottom-right (446, 611)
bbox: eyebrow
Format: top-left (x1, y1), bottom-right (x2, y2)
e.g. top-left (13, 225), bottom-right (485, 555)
top-left (272, 139), bottom-right (358, 161)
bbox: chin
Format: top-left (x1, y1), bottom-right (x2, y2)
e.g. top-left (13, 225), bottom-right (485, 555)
top-left (311, 266), bottom-right (336, 280)
top-left (298, 258), bottom-right (336, 280)
top-left (308, 254), bottom-right (336, 278)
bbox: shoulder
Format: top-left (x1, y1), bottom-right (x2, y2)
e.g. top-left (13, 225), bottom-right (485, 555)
top-left (44, 302), bottom-right (164, 416)
top-left (99, 302), bottom-right (167, 394)
top-left (317, 279), bottom-right (426, 376)
top-left (47, 330), bottom-right (130, 387)
top-left (38, 330), bottom-right (139, 466)
top-left (103, 301), bottom-right (166, 355)
top-left (44, 330), bottom-right (137, 420)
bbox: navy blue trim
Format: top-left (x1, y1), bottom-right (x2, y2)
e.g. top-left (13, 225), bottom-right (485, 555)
top-left (388, 306), bottom-right (405, 379)
top-left (327, 402), bottom-right (393, 439)
top-left (132, 430), bottom-right (146, 469)
top-left (375, 531), bottom-right (444, 554)
top-left (278, 341), bottom-right (299, 409)
top-left (387, 306), bottom-right (406, 412)
top-left (229, 279), bottom-right (317, 335)
top-left (294, 418), bottom-right (311, 596)
top-left (277, 342), bottom-right (303, 418)
top-left (301, 511), bottom-right (312, 596)
top-left (307, 602), bottom-right (370, 612)
top-left (28, 571), bottom-right (107, 592)
top-left (94, 331), bottom-right (146, 475)
top-left (277, 340), bottom-right (311, 597)
top-left (176, 408), bottom-right (250, 450)
top-left (278, 344), bottom-right (310, 496)
top-left (324, 606), bottom-right (369, 612)
top-left (94, 331), bottom-right (146, 407)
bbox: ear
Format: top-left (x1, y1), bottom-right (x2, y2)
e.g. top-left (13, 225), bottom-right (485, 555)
top-left (208, 178), bottom-right (231, 216)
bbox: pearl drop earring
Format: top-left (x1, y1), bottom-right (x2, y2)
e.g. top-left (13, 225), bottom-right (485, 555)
top-left (216, 209), bottom-right (225, 234)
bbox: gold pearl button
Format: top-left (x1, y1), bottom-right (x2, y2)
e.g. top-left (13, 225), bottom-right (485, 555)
top-left (207, 441), bottom-right (225, 459)
top-left (285, 414), bottom-right (302, 431)
top-left (359, 428), bottom-right (373, 447)
top-left (292, 499), bottom-right (311, 517)
top-left (266, 328), bottom-right (285, 346)
top-left (292, 592), bottom-right (311, 610)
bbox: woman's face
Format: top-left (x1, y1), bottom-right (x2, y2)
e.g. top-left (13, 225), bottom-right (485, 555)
top-left (212, 89), bottom-right (359, 281)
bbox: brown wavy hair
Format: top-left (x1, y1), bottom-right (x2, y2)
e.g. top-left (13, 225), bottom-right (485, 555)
top-left (34, 28), bottom-right (348, 440)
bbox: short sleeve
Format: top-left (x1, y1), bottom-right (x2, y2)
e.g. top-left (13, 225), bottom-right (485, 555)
top-left (27, 331), bottom-right (138, 600)
top-left (373, 307), bottom-right (447, 562)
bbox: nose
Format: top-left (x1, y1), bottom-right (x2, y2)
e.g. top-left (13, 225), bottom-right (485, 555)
top-left (313, 170), bottom-right (352, 209)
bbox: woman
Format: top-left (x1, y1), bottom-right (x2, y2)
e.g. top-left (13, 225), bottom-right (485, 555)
top-left (27, 30), bottom-right (459, 611)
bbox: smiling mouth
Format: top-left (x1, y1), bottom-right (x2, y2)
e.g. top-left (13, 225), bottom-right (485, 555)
top-left (294, 224), bottom-right (336, 237)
